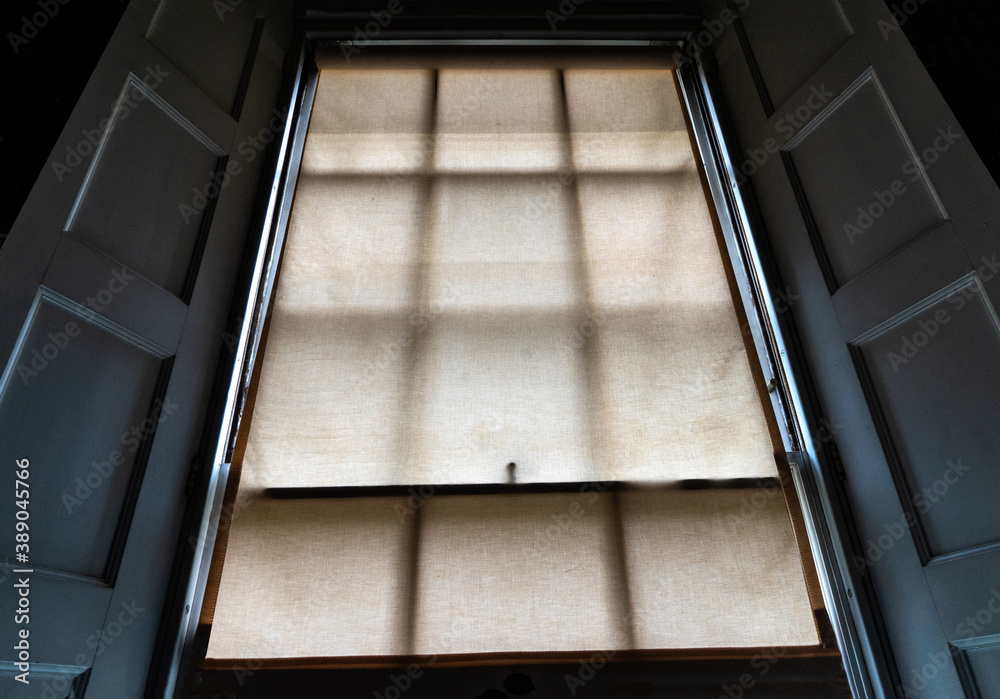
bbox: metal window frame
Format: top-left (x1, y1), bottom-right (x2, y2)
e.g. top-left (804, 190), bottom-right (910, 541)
top-left (676, 53), bottom-right (898, 699)
top-left (154, 27), bottom-right (897, 699)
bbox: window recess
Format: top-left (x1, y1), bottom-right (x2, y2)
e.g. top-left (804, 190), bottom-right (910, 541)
top-left (198, 45), bottom-right (832, 670)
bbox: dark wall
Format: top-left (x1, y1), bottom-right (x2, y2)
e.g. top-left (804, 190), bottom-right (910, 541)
top-left (0, 0), bottom-right (128, 248)
top-left (885, 0), bottom-right (1000, 188)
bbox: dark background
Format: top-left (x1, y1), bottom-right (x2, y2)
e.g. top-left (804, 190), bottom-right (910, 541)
top-left (0, 0), bottom-right (998, 250)
top-left (0, 0), bottom-right (129, 247)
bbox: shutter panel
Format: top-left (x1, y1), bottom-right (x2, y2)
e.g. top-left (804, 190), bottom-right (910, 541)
top-left (705, 0), bottom-right (1000, 695)
top-left (0, 0), bottom-right (293, 693)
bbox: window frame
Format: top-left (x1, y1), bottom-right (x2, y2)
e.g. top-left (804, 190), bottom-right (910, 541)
top-left (153, 18), bottom-right (895, 699)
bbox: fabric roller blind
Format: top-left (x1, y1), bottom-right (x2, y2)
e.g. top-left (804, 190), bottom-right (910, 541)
top-left (206, 48), bottom-right (822, 663)
top-left (207, 487), bottom-right (817, 659)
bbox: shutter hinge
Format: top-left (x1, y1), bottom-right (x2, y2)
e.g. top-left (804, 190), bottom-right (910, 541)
top-left (827, 440), bottom-right (848, 482)
top-left (185, 456), bottom-right (201, 498)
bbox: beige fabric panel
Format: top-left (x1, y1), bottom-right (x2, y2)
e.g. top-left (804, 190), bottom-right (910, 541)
top-left (564, 69), bottom-right (695, 172)
top-left (303, 70), bottom-right (435, 175)
top-left (570, 131), bottom-right (697, 173)
top-left (275, 175), bottom-right (423, 314)
top-left (308, 69), bottom-right (436, 134)
top-left (435, 133), bottom-right (569, 174)
top-left (411, 492), bottom-right (628, 655)
top-left (577, 171), bottom-right (725, 309)
top-left (206, 493), bottom-right (412, 659)
top-left (427, 175), bottom-right (580, 311)
top-left (577, 168), bottom-right (776, 481)
top-left (240, 310), bottom-right (413, 489)
top-left (408, 311), bottom-right (596, 484)
top-left (240, 173), bottom-right (425, 488)
top-left (435, 70), bottom-right (567, 173)
top-left (621, 488), bottom-right (820, 649)
top-left (564, 70), bottom-right (689, 133)
top-left (303, 133), bottom-right (433, 175)
top-left (593, 311), bottom-right (777, 481)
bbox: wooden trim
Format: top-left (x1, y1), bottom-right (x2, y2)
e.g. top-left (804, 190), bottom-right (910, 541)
top-left (202, 643), bottom-right (840, 670)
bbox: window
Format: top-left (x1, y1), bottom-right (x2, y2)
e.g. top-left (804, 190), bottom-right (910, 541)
top-left (201, 46), bottom-right (826, 666)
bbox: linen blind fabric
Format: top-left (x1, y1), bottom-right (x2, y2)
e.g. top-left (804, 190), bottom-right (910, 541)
top-left (206, 50), bottom-right (820, 662)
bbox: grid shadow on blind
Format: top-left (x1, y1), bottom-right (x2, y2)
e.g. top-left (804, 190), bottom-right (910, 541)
top-left (206, 52), bottom-right (822, 662)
